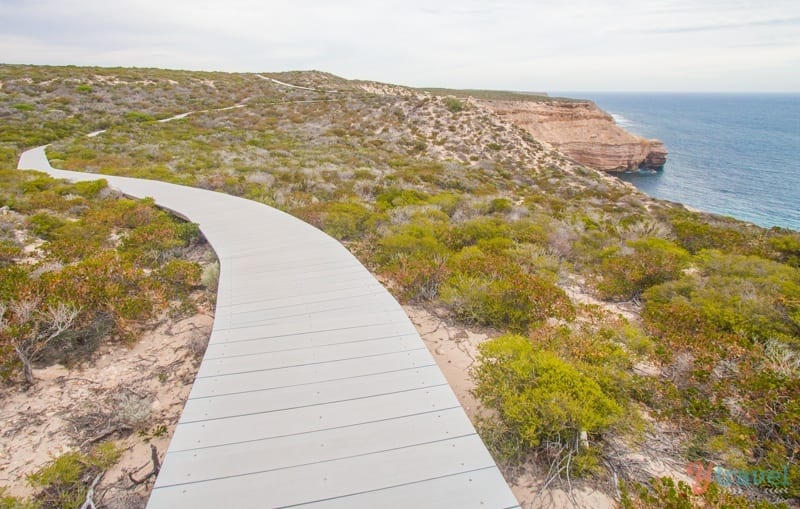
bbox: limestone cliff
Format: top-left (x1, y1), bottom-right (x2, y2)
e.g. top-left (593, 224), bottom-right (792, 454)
top-left (479, 98), bottom-right (667, 172)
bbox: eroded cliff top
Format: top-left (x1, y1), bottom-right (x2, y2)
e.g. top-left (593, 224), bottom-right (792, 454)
top-left (419, 86), bottom-right (667, 172)
top-left (478, 97), bottom-right (667, 172)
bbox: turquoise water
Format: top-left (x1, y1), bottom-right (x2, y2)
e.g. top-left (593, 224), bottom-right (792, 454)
top-left (563, 93), bottom-right (800, 231)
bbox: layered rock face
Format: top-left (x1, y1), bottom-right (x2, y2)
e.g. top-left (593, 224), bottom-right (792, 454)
top-left (481, 98), bottom-right (667, 172)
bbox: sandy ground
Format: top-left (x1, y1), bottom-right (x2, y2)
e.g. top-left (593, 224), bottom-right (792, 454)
top-left (0, 306), bottom-right (212, 507)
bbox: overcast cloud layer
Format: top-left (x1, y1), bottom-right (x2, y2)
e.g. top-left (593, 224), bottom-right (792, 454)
top-left (1, 0), bottom-right (799, 92)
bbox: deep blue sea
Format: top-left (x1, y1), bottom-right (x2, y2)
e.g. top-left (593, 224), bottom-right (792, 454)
top-left (561, 93), bottom-right (800, 232)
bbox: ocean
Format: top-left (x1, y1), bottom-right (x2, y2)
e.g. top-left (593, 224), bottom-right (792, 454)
top-left (562, 93), bottom-right (800, 232)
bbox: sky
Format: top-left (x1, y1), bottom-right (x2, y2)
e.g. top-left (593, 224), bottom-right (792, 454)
top-left (1, 0), bottom-right (799, 92)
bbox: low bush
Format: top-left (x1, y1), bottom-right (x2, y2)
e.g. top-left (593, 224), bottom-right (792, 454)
top-left (28, 213), bottom-right (66, 240)
top-left (450, 217), bottom-right (511, 249)
top-left (317, 201), bottom-right (377, 240)
top-left (643, 250), bottom-right (800, 349)
top-left (597, 237), bottom-right (690, 301)
top-left (473, 334), bottom-right (622, 461)
top-left (375, 188), bottom-right (428, 210)
top-left (28, 442), bottom-right (121, 509)
top-left (441, 247), bottom-right (573, 332)
top-left (444, 97), bottom-right (464, 113)
top-left (0, 488), bottom-right (36, 509)
top-left (619, 476), bottom-right (784, 509)
top-left (156, 259), bottom-right (202, 294)
top-left (0, 171), bottom-right (210, 380)
top-left (376, 218), bottom-right (451, 300)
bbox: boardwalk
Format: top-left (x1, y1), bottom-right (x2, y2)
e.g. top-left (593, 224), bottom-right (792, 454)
top-left (18, 147), bottom-right (520, 509)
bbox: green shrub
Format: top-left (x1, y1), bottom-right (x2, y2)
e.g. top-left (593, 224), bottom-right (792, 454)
top-left (441, 272), bottom-right (565, 332)
top-left (157, 259), bottom-right (201, 292)
top-left (72, 179), bottom-right (107, 198)
top-left (375, 188), bottom-right (428, 210)
top-left (769, 232), bottom-right (800, 267)
top-left (643, 251), bottom-right (800, 349)
top-left (124, 111), bottom-right (155, 122)
top-left (201, 261), bottom-right (220, 293)
top-left (28, 213), bottom-right (66, 240)
top-left (0, 241), bottom-right (22, 267)
top-left (0, 488), bottom-right (36, 509)
top-left (450, 217), bottom-right (511, 249)
top-left (441, 247), bottom-right (573, 331)
top-left (670, 214), bottom-right (761, 256)
top-left (488, 197), bottom-right (513, 214)
top-left (28, 442), bottom-right (120, 509)
top-left (597, 237), bottom-right (690, 301)
top-left (473, 334), bottom-right (622, 459)
top-left (426, 192), bottom-right (461, 216)
top-left (444, 97), bottom-right (464, 113)
top-left (619, 476), bottom-right (786, 509)
top-left (44, 221), bottom-right (108, 262)
top-left (320, 202), bottom-right (375, 240)
top-left (121, 219), bottom-right (188, 265)
top-left (376, 218), bottom-right (451, 300)
top-left (0, 266), bottom-right (29, 303)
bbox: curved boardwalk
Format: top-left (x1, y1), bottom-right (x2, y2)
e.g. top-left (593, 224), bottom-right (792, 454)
top-left (18, 147), bottom-right (520, 509)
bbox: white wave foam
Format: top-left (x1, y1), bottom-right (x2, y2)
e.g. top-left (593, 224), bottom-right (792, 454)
top-left (610, 112), bottom-right (633, 127)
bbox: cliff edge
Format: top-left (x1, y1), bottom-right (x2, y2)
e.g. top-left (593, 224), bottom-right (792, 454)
top-left (479, 98), bottom-right (667, 172)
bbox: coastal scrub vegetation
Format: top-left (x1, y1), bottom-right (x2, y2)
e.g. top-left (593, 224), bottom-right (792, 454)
top-left (3, 64), bottom-right (798, 507)
top-left (0, 165), bottom-right (216, 507)
top-left (0, 168), bottom-right (209, 382)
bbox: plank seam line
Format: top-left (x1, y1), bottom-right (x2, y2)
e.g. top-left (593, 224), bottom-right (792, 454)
top-left (224, 290), bottom-right (389, 316)
top-left (197, 346), bottom-right (427, 378)
top-left (153, 433), bottom-right (481, 489)
top-left (220, 264), bottom-right (365, 283)
top-left (221, 260), bottom-right (361, 279)
top-left (189, 362), bottom-right (438, 400)
top-left (179, 382), bottom-right (451, 423)
top-left (216, 281), bottom-right (381, 308)
top-left (208, 320), bottom-right (413, 345)
top-left (166, 405), bottom-right (464, 453)
top-left (202, 332), bottom-right (420, 360)
top-left (211, 308), bottom-right (405, 331)
top-left (278, 466), bottom-right (501, 508)
top-left (218, 303), bottom-right (395, 328)
top-left (217, 240), bottom-right (338, 260)
top-left (224, 258), bottom-right (358, 275)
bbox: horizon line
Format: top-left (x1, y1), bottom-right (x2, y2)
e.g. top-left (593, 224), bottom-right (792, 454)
top-left (1, 61), bottom-right (798, 95)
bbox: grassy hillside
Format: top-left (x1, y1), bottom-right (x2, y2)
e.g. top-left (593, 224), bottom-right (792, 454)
top-left (2, 64), bottom-right (798, 508)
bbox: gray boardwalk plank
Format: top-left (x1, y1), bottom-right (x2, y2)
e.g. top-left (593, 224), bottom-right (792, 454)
top-left (156, 408), bottom-right (475, 486)
top-left (167, 386), bottom-right (462, 451)
top-left (189, 349), bottom-right (436, 399)
top-left (18, 146), bottom-right (519, 508)
top-left (195, 337), bottom-right (426, 378)
top-left (181, 365), bottom-right (447, 422)
top-left (146, 435), bottom-right (502, 508)
top-left (202, 322), bottom-right (413, 355)
top-left (299, 470), bottom-right (520, 509)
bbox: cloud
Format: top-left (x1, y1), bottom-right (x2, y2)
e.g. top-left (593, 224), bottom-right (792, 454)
top-left (647, 15), bottom-right (800, 34)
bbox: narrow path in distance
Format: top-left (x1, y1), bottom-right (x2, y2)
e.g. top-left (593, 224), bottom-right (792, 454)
top-left (257, 74), bottom-right (337, 93)
top-left (18, 144), bottom-right (519, 508)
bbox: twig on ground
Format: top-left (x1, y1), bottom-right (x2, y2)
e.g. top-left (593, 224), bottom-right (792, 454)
top-left (80, 471), bottom-right (104, 509)
top-left (128, 444), bottom-right (161, 485)
top-left (80, 424), bottom-right (131, 448)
